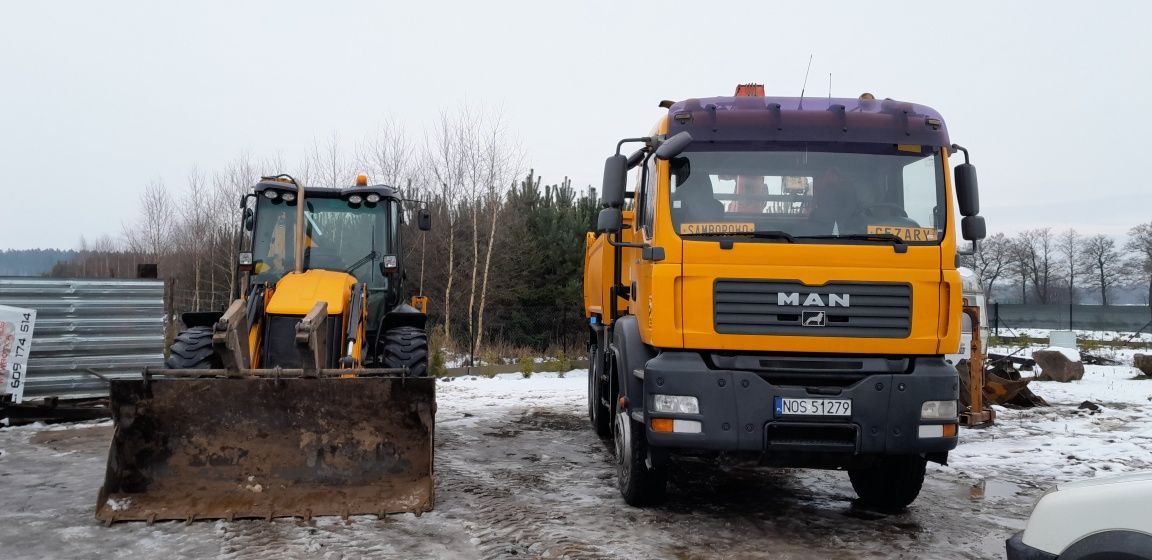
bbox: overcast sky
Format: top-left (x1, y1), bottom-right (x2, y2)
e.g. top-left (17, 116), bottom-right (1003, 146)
top-left (2, 1), bottom-right (1149, 250)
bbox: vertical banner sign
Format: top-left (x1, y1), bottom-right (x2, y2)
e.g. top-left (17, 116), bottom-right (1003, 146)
top-left (0, 305), bottom-right (36, 404)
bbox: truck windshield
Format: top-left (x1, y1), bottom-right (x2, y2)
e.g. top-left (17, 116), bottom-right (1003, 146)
top-left (668, 143), bottom-right (946, 244)
top-left (250, 196), bottom-right (393, 287)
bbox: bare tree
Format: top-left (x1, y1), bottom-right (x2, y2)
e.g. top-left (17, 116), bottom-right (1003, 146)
top-left (181, 167), bottom-right (213, 310)
top-left (1126, 222), bottom-right (1152, 306)
top-left (358, 120), bottom-right (414, 188)
top-left (1081, 234), bottom-right (1123, 305)
top-left (1057, 228), bottom-right (1081, 303)
top-left (425, 110), bottom-right (468, 341)
top-left (964, 231), bottom-right (1011, 298)
top-left (128, 180), bottom-right (174, 260)
top-left (306, 133), bottom-right (355, 189)
top-left (470, 111), bottom-right (522, 356)
top-left (1014, 228), bottom-right (1061, 303)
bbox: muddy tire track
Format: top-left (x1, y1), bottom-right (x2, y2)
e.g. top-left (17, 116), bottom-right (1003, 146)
top-left (434, 409), bottom-right (618, 560)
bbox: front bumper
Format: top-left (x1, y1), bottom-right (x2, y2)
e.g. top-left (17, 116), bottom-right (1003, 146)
top-left (1005, 532), bottom-right (1057, 560)
top-left (641, 351), bottom-right (958, 458)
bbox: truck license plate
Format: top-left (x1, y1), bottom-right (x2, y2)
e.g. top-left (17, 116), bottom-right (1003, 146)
top-left (774, 397), bottom-right (852, 417)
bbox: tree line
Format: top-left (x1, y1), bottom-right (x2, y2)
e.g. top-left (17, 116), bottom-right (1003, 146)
top-left (961, 225), bottom-right (1152, 305)
top-left (50, 108), bottom-right (597, 357)
top-left (0, 249), bottom-right (77, 276)
top-left (33, 106), bottom-right (1152, 355)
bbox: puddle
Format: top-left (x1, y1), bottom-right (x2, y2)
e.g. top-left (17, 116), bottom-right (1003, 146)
top-left (969, 478), bottom-right (1021, 501)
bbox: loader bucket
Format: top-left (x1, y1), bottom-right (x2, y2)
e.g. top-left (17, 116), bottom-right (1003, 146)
top-left (95, 376), bottom-right (435, 523)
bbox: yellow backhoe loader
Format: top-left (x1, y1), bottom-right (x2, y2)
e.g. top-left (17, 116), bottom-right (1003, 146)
top-left (96, 174), bottom-right (435, 523)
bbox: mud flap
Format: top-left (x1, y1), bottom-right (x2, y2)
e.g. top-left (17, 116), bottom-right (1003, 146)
top-left (95, 377), bottom-right (435, 523)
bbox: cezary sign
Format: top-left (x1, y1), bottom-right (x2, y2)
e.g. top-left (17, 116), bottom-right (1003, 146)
top-left (0, 305), bottom-right (36, 404)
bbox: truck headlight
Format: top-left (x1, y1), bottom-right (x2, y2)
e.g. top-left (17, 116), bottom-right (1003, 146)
top-left (921, 400), bottom-right (958, 419)
top-left (653, 395), bottom-right (699, 414)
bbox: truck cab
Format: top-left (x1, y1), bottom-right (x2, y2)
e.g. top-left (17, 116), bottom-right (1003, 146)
top-left (584, 87), bottom-right (987, 508)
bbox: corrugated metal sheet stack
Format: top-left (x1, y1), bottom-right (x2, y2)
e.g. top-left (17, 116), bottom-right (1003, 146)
top-left (0, 277), bottom-right (165, 400)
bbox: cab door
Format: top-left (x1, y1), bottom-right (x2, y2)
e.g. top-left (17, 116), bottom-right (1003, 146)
top-left (630, 157), bottom-right (658, 342)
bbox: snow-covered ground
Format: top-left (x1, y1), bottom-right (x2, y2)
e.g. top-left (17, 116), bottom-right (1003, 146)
top-left (1, 362), bottom-right (1149, 559)
top-left (947, 360), bottom-right (1152, 484)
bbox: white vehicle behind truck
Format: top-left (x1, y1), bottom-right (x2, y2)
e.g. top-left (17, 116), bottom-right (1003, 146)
top-left (1007, 471), bottom-right (1152, 559)
top-left (945, 267), bottom-right (988, 367)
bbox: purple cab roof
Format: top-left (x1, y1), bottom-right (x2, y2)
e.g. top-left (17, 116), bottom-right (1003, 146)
top-left (665, 95), bottom-right (950, 148)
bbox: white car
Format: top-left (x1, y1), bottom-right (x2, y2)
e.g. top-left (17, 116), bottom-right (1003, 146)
top-left (1007, 472), bottom-right (1152, 559)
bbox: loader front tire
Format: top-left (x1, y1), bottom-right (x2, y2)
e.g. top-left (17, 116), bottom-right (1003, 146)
top-left (848, 454), bottom-right (927, 511)
top-left (166, 326), bottom-right (222, 369)
top-left (383, 326), bottom-right (429, 377)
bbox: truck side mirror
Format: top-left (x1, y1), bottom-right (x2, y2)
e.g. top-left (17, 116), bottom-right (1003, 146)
top-left (417, 208), bottom-right (431, 231)
top-left (655, 131), bottom-right (693, 160)
top-left (243, 207), bottom-right (254, 231)
top-left (961, 215), bottom-right (986, 241)
top-left (601, 154), bottom-right (627, 208)
top-left (955, 163), bottom-right (979, 217)
top-left (597, 207), bottom-right (623, 234)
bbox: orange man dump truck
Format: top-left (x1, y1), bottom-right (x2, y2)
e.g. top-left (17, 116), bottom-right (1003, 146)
top-left (584, 85), bottom-right (986, 509)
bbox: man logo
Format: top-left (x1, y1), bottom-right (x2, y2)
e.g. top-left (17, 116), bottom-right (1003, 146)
top-left (778, 292), bottom-right (850, 307)
top-left (802, 310), bottom-right (826, 327)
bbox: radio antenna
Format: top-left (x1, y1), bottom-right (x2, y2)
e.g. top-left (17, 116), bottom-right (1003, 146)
top-left (798, 54), bottom-right (813, 108)
top-left (828, 73), bottom-right (832, 101)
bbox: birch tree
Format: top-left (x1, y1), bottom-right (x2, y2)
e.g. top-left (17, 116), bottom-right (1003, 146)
top-left (426, 111), bottom-right (467, 341)
top-left (471, 111), bottom-right (522, 356)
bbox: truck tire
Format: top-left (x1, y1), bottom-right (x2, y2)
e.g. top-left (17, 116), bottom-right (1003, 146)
top-left (615, 410), bottom-right (667, 506)
top-left (848, 454), bottom-right (927, 510)
top-left (383, 326), bottom-right (429, 377)
top-left (588, 343), bottom-right (611, 438)
top-left (166, 326), bottom-right (221, 369)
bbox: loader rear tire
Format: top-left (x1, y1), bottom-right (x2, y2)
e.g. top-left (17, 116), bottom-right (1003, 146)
top-left (165, 326), bottom-right (222, 369)
top-left (383, 326), bottom-right (429, 377)
top-left (848, 454), bottom-right (927, 511)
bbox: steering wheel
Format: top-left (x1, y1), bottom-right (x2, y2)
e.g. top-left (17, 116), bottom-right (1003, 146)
top-left (853, 204), bottom-right (909, 219)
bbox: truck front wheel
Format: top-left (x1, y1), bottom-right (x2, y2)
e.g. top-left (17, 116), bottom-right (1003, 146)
top-left (615, 410), bottom-right (667, 506)
top-left (848, 454), bottom-right (927, 510)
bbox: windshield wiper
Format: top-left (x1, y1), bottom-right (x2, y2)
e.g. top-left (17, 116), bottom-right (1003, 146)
top-left (794, 233), bottom-right (907, 253)
top-left (681, 230), bottom-right (795, 243)
top-left (345, 250), bottom-right (378, 274)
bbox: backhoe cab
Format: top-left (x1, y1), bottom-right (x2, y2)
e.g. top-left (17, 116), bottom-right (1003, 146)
top-left (96, 174), bottom-right (436, 524)
top-left (221, 174), bottom-right (432, 373)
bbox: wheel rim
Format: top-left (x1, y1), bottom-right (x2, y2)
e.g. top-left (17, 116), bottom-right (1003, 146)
top-left (615, 411), bottom-right (630, 477)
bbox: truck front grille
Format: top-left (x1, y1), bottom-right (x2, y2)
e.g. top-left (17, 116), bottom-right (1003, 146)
top-left (714, 280), bottom-right (912, 338)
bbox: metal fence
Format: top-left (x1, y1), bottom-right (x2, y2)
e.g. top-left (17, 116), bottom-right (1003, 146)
top-left (990, 303), bottom-right (1152, 334)
top-left (0, 277), bottom-right (165, 401)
